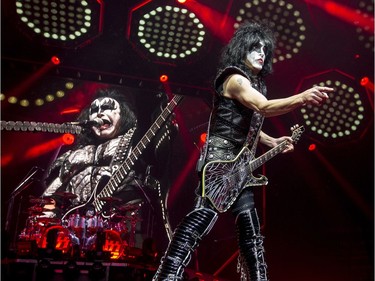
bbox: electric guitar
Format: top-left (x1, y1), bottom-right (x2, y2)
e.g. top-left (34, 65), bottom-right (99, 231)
top-left (201, 125), bottom-right (304, 213)
top-left (61, 94), bottom-right (184, 220)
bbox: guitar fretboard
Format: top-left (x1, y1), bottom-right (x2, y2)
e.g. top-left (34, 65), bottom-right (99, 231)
top-left (250, 126), bottom-right (304, 172)
top-left (250, 140), bottom-right (289, 172)
top-left (93, 95), bottom-right (183, 212)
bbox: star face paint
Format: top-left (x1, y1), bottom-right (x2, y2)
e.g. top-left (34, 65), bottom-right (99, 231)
top-left (89, 97), bottom-right (121, 139)
top-left (245, 40), bottom-right (266, 74)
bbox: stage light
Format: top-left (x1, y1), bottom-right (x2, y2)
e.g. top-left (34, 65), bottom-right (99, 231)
top-left (35, 98), bottom-right (45, 106)
top-left (56, 90), bottom-right (65, 98)
top-left (200, 132), bottom-right (207, 143)
top-left (308, 144), bottom-right (316, 151)
top-left (60, 107), bottom-right (80, 115)
top-left (3, 78), bottom-right (74, 108)
top-left (160, 74), bottom-right (169, 82)
top-left (51, 56), bottom-right (60, 65)
top-left (62, 134), bottom-right (75, 145)
top-left (360, 76), bottom-right (374, 92)
top-left (295, 69), bottom-right (373, 145)
top-left (45, 94), bottom-right (55, 102)
top-left (19, 99), bottom-right (30, 107)
top-left (127, 2), bottom-right (209, 64)
top-left (15, 0), bottom-right (104, 48)
top-left (232, 0), bottom-right (308, 63)
top-left (65, 81), bottom-right (74, 89)
top-left (8, 96), bottom-right (18, 104)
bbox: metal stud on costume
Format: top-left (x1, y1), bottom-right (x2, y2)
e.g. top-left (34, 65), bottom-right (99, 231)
top-left (152, 208), bottom-right (218, 281)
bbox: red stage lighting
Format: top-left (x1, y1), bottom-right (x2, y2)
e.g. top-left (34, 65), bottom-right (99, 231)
top-left (60, 108), bottom-right (81, 115)
top-left (51, 56), bottom-right (61, 65)
top-left (24, 134), bottom-right (74, 160)
top-left (360, 77), bottom-right (369, 86)
top-left (308, 144), bottom-right (316, 151)
top-left (200, 132), bottom-right (207, 144)
top-left (360, 76), bottom-right (374, 92)
top-left (62, 134), bottom-right (75, 145)
top-left (1, 154), bottom-right (14, 167)
top-left (160, 75), bottom-right (169, 83)
top-left (306, 0), bottom-right (374, 33)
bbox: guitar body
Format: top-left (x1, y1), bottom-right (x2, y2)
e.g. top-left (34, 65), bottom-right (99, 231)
top-left (201, 125), bottom-right (304, 213)
top-left (202, 146), bottom-right (268, 213)
top-left (61, 175), bottom-right (110, 220)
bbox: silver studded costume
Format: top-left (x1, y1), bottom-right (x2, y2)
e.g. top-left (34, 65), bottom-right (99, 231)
top-left (43, 127), bottom-right (136, 207)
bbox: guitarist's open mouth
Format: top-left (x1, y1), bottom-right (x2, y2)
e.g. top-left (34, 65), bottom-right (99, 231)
top-left (98, 119), bottom-right (112, 131)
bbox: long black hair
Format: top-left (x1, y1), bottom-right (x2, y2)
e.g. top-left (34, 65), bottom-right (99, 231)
top-left (75, 88), bottom-right (137, 147)
top-left (218, 21), bottom-right (276, 78)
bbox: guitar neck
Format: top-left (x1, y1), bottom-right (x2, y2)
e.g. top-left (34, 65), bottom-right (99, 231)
top-left (94, 94), bottom-right (183, 204)
top-left (250, 140), bottom-right (289, 172)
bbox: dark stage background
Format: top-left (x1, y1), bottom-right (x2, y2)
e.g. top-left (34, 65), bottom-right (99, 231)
top-left (1, 0), bottom-right (374, 280)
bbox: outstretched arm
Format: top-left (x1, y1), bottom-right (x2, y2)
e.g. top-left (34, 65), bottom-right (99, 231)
top-left (223, 74), bottom-right (333, 117)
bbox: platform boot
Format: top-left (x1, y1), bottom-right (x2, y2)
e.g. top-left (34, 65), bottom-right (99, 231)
top-left (152, 207), bottom-right (218, 281)
top-left (235, 208), bottom-right (268, 281)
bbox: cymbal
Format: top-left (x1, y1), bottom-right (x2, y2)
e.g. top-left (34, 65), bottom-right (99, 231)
top-left (98, 196), bottom-right (122, 202)
top-left (54, 191), bottom-right (78, 199)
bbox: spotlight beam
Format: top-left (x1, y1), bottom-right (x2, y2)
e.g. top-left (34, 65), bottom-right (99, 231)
top-left (7, 60), bottom-right (56, 99)
top-left (305, 0), bottom-right (374, 33)
top-left (182, 1), bottom-right (236, 43)
top-left (24, 136), bottom-right (69, 160)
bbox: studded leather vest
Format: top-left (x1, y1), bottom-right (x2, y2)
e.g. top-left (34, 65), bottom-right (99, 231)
top-left (203, 66), bottom-right (266, 164)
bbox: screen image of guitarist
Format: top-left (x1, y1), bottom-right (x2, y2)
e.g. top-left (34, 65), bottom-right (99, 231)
top-left (19, 87), bottom-right (181, 259)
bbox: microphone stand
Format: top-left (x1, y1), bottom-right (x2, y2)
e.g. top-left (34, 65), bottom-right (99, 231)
top-left (5, 166), bottom-right (42, 252)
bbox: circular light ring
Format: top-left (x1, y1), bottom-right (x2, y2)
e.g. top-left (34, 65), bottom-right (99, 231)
top-left (137, 5), bottom-right (206, 60)
top-left (15, 0), bottom-right (93, 42)
top-left (300, 79), bottom-right (367, 139)
top-left (234, 0), bottom-right (307, 63)
top-left (355, 0), bottom-right (374, 51)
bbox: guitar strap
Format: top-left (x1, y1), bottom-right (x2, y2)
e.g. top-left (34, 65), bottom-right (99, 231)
top-left (196, 112), bottom-right (213, 173)
top-left (109, 126), bottom-right (137, 173)
top-left (245, 112), bottom-right (264, 156)
top-left (245, 74), bottom-right (266, 154)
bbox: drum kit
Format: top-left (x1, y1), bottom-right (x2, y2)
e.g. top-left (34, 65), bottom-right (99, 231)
top-left (18, 192), bottom-right (143, 260)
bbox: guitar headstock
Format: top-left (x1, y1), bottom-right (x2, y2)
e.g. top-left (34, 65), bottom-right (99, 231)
top-left (290, 124), bottom-right (305, 143)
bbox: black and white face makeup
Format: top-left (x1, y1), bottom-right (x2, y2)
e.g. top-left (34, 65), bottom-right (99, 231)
top-left (89, 97), bottom-right (121, 139)
top-left (245, 40), bottom-right (266, 74)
